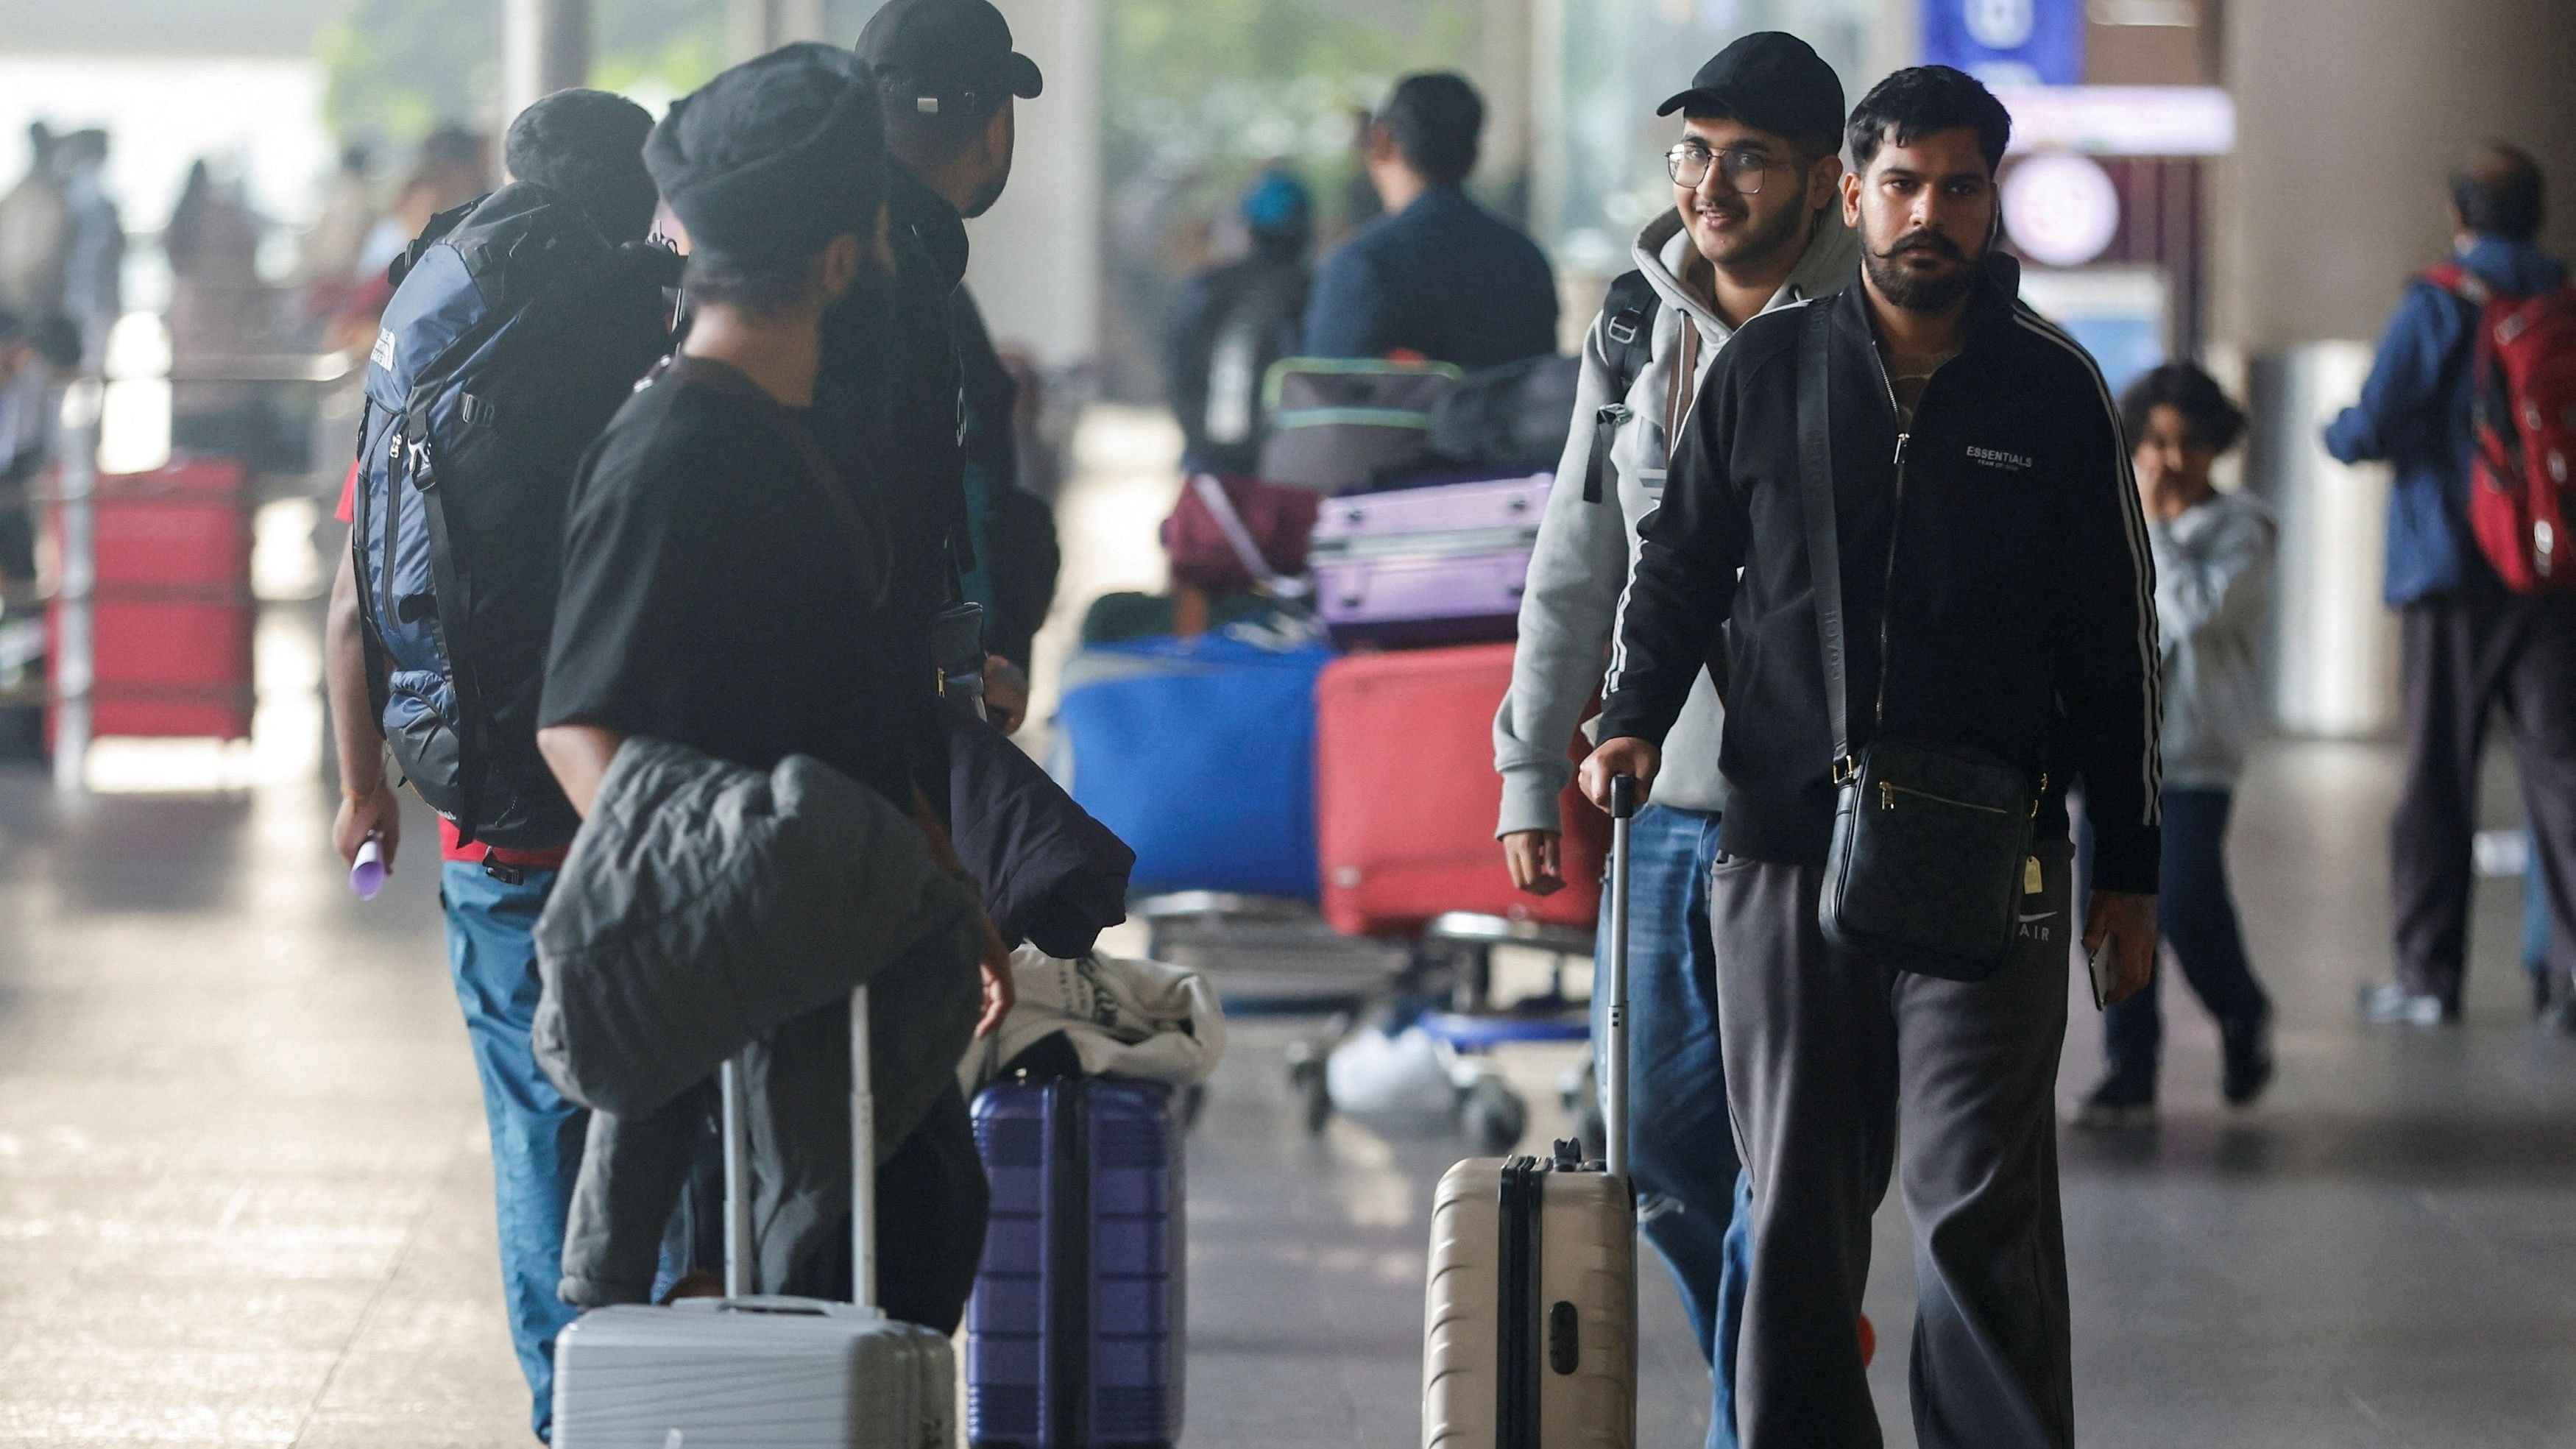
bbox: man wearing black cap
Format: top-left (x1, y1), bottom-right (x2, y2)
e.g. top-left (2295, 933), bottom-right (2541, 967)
top-left (835, 0), bottom-right (1058, 736)
top-left (1583, 65), bottom-right (2161, 1448)
top-left (539, 42), bottom-right (1010, 1334)
top-left (1494, 35), bottom-right (1855, 1449)
top-left (1302, 71), bottom-right (1557, 370)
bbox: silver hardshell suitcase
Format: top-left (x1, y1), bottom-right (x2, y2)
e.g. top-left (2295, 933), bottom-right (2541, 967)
top-left (554, 988), bottom-right (958, 1448)
top-left (1420, 778), bottom-right (1641, 1449)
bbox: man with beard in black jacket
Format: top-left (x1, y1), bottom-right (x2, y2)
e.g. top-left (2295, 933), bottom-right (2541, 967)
top-left (1581, 67), bottom-right (2161, 1449)
top-left (824, 0), bottom-right (1058, 737)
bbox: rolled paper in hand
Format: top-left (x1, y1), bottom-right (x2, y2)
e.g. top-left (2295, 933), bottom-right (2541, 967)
top-left (350, 837), bottom-right (386, 901)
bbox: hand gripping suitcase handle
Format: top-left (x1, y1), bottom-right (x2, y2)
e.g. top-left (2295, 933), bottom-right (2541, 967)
top-left (1604, 776), bottom-right (1635, 1183)
top-left (721, 986), bottom-right (880, 1312)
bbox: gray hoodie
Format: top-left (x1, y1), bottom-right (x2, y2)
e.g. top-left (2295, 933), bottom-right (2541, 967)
top-left (2151, 489), bottom-right (2276, 790)
top-left (1493, 209), bottom-right (1860, 836)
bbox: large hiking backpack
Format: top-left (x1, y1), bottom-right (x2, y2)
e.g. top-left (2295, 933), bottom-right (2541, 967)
top-left (2428, 263), bottom-right (2576, 593)
top-left (352, 183), bottom-right (679, 848)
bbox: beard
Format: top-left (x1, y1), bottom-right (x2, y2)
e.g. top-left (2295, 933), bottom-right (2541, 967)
top-left (1864, 227), bottom-right (1980, 313)
top-left (1695, 194), bottom-right (1811, 271)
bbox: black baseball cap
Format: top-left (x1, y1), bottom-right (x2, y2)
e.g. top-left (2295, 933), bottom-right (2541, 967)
top-left (854, 0), bottom-right (1044, 118)
top-left (1656, 32), bottom-right (1845, 146)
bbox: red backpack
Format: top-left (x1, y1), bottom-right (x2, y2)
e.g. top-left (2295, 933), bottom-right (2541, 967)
top-left (2427, 263), bottom-right (2576, 593)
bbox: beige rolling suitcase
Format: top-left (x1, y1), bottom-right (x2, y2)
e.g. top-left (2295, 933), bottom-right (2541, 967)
top-left (1421, 777), bottom-right (1641, 1449)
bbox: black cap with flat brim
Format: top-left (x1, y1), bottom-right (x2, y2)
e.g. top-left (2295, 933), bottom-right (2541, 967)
top-left (854, 0), bottom-right (1044, 118)
top-left (645, 43), bottom-right (888, 269)
top-left (1656, 30), bottom-right (1845, 146)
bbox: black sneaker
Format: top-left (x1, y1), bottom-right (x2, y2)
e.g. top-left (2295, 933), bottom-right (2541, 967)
top-left (2074, 1071), bottom-right (2158, 1130)
top-left (2221, 1013), bottom-right (2275, 1108)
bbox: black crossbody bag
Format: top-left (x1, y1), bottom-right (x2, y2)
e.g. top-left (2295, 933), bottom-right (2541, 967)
top-left (1796, 305), bottom-right (2039, 982)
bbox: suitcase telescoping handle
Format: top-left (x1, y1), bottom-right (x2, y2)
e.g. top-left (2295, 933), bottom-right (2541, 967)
top-left (1605, 776), bottom-right (1636, 1183)
top-left (719, 986), bottom-right (880, 1311)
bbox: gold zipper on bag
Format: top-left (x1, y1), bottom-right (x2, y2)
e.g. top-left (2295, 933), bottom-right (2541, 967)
top-left (1879, 779), bottom-right (2012, 815)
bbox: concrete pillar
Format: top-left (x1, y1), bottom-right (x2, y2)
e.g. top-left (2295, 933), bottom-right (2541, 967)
top-left (1478, 0), bottom-right (1538, 223)
top-left (501, 0), bottom-right (591, 130)
top-left (2212, 0), bottom-right (2576, 734)
top-left (2214, 0), bottom-right (2576, 352)
top-left (960, 0), bottom-right (1103, 370)
top-left (728, 0), bottom-right (831, 63)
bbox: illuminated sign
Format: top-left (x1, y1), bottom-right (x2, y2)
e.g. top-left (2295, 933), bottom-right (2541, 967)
top-left (1995, 85), bottom-right (2236, 156)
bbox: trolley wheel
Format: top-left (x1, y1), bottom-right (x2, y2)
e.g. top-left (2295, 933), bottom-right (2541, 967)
top-left (1462, 1080), bottom-right (1528, 1156)
top-left (1560, 1060), bottom-right (1607, 1161)
top-left (1289, 1055), bottom-right (1333, 1134)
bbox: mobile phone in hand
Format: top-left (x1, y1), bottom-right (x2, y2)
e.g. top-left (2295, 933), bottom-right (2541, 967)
top-left (2087, 932), bottom-right (2119, 1010)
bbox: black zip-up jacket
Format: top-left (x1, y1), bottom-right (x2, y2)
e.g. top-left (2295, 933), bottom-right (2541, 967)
top-left (1599, 261), bottom-right (2164, 893)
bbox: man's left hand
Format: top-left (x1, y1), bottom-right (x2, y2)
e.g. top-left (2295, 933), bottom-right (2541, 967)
top-left (974, 913), bottom-right (1016, 1039)
top-left (985, 656), bottom-right (1029, 736)
top-left (2084, 890), bottom-right (2159, 1005)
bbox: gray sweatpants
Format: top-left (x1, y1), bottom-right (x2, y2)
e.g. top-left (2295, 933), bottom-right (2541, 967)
top-left (1711, 846), bottom-right (2075, 1449)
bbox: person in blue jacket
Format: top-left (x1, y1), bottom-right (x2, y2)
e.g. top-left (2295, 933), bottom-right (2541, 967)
top-left (2325, 141), bottom-right (2576, 1029)
top-left (1301, 73), bottom-right (1557, 369)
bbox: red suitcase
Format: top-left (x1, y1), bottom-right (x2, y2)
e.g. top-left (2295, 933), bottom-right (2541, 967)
top-left (50, 456), bottom-right (256, 740)
top-left (1314, 643), bottom-right (1608, 938)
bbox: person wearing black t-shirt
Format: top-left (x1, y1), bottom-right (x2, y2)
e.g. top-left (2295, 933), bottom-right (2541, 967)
top-left (537, 43), bottom-right (1011, 1331)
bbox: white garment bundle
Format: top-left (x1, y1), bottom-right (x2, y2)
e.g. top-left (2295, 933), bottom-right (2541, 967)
top-left (958, 946), bottom-right (1228, 1095)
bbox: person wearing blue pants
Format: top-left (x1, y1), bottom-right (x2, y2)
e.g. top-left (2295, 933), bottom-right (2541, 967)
top-left (442, 862), bottom-right (586, 1434)
top-left (2077, 364), bottom-right (2277, 1127)
top-left (1494, 38), bottom-right (1858, 1445)
top-left (323, 88), bottom-right (672, 1442)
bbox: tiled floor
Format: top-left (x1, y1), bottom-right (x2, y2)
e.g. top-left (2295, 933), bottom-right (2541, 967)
top-left (4, 411), bottom-right (2575, 1446)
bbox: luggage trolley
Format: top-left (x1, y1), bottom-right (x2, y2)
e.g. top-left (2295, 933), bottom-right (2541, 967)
top-left (1135, 890), bottom-right (1407, 1133)
top-left (1408, 910), bottom-right (1600, 1157)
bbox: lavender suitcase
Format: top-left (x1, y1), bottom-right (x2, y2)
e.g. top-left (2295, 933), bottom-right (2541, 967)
top-left (1309, 472), bottom-right (1550, 647)
top-left (967, 1077), bottom-right (1184, 1449)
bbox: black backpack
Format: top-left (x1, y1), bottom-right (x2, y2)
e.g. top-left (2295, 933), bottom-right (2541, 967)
top-left (1582, 269), bottom-right (1662, 502)
top-left (1184, 258), bottom-right (1309, 476)
top-left (350, 183), bottom-right (679, 848)
top-left (1421, 352), bottom-right (1583, 475)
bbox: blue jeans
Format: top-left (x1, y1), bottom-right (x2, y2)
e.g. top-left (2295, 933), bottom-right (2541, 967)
top-left (1594, 804), bottom-right (1747, 1449)
top-left (443, 862), bottom-right (584, 1442)
top-left (2101, 789), bottom-right (2271, 1083)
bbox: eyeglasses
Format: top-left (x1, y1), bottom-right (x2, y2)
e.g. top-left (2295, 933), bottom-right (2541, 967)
top-left (1666, 143), bottom-right (1780, 194)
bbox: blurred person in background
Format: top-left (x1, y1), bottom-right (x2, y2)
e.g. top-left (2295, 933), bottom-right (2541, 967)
top-left (2076, 364), bottom-right (2276, 1128)
top-left (1167, 166), bottom-right (1313, 478)
top-left (841, 0), bottom-right (1058, 734)
top-left (1493, 38), bottom-right (1858, 1447)
top-left (1301, 72), bottom-right (1557, 369)
top-left (54, 130), bottom-right (121, 375)
top-left (2326, 142), bottom-right (2576, 1030)
top-left (0, 306), bottom-right (48, 589)
top-left (333, 127), bottom-right (489, 354)
top-left (0, 124), bottom-right (69, 346)
top-left (300, 144), bottom-right (380, 322)
top-left (325, 91), bottom-right (663, 1443)
top-left (164, 160), bottom-right (270, 451)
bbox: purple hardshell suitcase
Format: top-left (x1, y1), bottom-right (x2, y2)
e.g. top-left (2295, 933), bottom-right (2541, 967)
top-left (1308, 472), bottom-right (1550, 647)
top-left (966, 1077), bottom-right (1184, 1449)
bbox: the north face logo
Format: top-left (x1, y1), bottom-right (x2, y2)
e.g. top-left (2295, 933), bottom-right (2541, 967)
top-left (1967, 444), bottom-right (2034, 472)
top-left (369, 327), bottom-right (397, 370)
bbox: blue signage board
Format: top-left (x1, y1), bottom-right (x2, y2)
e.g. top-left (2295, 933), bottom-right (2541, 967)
top-left (1920, 0), bottom-right (2085, 88)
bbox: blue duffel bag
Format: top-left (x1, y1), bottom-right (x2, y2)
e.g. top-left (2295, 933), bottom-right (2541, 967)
top-left (1049, 629), bottom-right (1331, 901)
